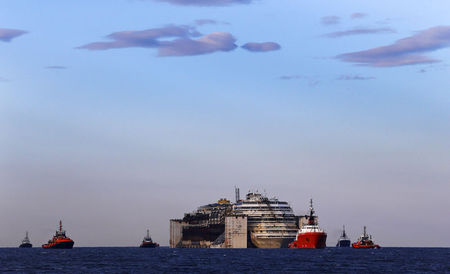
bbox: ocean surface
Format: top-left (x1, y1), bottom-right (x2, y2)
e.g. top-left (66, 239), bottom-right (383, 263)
top-left (0, 247), bottom-right (449, 273)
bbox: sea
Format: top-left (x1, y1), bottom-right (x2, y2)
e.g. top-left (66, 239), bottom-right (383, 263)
top-left (0, 247), bottom-right (449, 273)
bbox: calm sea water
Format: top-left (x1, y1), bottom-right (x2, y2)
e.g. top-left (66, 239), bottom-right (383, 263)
top-left (1, 247), bottom-right (449, 273)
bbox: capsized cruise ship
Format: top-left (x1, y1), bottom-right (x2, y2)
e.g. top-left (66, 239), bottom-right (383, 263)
top-left (170, 189), bottom-right (316, 248)
top-left (233, 192), bottom-right (299, 248)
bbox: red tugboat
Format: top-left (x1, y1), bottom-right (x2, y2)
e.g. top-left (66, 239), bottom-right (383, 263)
top-left (140, 229), bottom-right (159, 248)
top-left (289, 199), bottom-right (327, 249)
top-left (42, 220), bottom-right (74, 249)
top-left (352, 226), bottom-right (380, 249)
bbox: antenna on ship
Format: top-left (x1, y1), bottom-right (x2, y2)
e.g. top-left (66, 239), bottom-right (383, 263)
top-left (308, 198), bottom-right (315, 225)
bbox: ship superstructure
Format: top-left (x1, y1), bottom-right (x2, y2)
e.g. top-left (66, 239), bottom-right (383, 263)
top-left (233, 192), bottom-right (298, 248)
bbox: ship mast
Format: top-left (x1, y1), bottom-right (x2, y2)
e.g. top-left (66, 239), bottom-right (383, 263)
top-left (308, 198), bottom-right (315, 225)
top-left (363, 226), bottom-right (367, 237)
top-left (147, 229), bottom-right (150, 238)
top-left (60, 220), bottom-right (63, 232)
top-left (342, 225), bottom-right (346, 237)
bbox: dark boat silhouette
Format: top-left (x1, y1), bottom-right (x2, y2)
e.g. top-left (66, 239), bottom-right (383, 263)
top-left (19, 231), bottom-right (32, 248)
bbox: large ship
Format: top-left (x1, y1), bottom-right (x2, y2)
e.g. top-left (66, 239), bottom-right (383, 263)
top-left (170, 199), bottom-right (233, 248)
top-left (42, 220), bottom-right (74, 249)
top-left (352, 226), bottom-right (380, 249)
top-left (336, 225), bottom-right (351, 247)
top-left (170, 189), bottom-right (312, 248)
top-left (289, 199), bottom-right (327, 249)
top-left (140, 229), bottom-right (159, 248)
top-left (233, 192), bottom-right (298, 248)
top-left (19, 231), bottom-right (32, 248)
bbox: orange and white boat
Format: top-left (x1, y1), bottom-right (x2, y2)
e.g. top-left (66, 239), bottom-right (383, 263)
top-left (42, 220), bottom-right (74, 249)
top-left (289, 199), bottom-right (327, 249)
top-left (352, 226), bottom-right (380, 249)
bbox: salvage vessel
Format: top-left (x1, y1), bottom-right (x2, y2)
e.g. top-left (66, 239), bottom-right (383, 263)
top-left (352, 226), bottom-right (380, 249)
top-left (140, 229), bottom-right (159, 248)
top-left (336, 225), bottom-right (351, 247)
top-left (289, 199), bottom-right (327, 249)
top-left (19, 231), bottom-right (32, 248)
top-left (42, 220), bottom-right (74, 249)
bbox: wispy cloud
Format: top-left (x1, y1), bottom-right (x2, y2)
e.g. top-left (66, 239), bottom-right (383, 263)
top-left (195, 19), bottom-right (218, 26)
top-left (241, 42), bottom-right (280, 52)
top-left (0, 28), bottom-right (27, 42)
top-left (78, 25), bottom-right (237, 57)
top-left (324, 28), bottom-right (395, 38)
top-left (351, 12), bottom-right (367, 19)
top-left (279, 74), bottom-right (319, 86)
top-left (337, 74), bottom-right (375, 80)
top-left (155, 0), bottom-right (253, 6)
top-left (0, 76), bottom-right (10, 82)
top-left (45, 66), bottom-right (67, 69)
top-left (321, 16), bottom-right (340, 26)
top-left (337, 26), bottom-right (450, 67)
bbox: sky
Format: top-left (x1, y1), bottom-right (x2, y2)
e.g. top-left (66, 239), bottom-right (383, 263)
top-left (1, 0), bottom-right (450, 247)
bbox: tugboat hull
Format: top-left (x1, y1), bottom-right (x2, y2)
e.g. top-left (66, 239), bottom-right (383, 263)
top-left (42, 240), bottom-right (74, 249)
top-left (19, 243), bottom-right (32, 248)
top-left (352, 243), bottom-right (380, 249)
top-left (140, 242), bottom-right (159, 248)
top-left (336, 239), bottom-right (351, 247)
top-left (289, 232), bottom-right (327, 249)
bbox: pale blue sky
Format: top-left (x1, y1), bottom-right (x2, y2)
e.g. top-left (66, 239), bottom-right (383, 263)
top-left (1, 0), bottom-right (450, 247)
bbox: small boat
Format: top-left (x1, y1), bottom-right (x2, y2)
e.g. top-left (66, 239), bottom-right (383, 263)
top-left (289, 199), bottom-right (327, 249)
top-left (336, 225), bottom-right (351, 247)
top-left (140, 229), bottom-right (159, 248)
top-left (42, 220), bottom-right (74, 249)
top-left (352, 226), bottom-right (380, 249)
top-left (19, 231), bottom-right (32, 248)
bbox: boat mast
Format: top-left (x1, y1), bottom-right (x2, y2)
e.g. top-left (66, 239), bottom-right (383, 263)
top-left (308, 199), bottom-right (315, 225)
top-left (147, 229), bottom-right (150, 238)
top-left (60, 220), bottom-right (63, 232)
top-left (363, 226), bottom-right (367, 237)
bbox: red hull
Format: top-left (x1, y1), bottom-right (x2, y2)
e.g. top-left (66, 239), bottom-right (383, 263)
top-left (289, 232), bottom-right (327, 249)
top-left (352, 243), bottom-right (380, 249)
top-left (42, 238), bottom-right (74, 249)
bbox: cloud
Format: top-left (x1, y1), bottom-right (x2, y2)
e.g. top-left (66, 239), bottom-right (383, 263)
top-left (241, 42), bottom-right (280, 52)
top-left (324, 28), bottom-right (395, 38)
top-left (155, 0), bottom-right (253, 6)
top-left (337, 26), bottom-right (450, 67)
top-left (195, 19), bottom-right (218, 26)
top-left (45, 66), bottom-right (67, 69)
top-left (337, 74), bottom-right (375, 80)
top-left (351, 13), bottom-right (367, 19)
top-left (0, 28), bottom-right (27, 42)
top-left (321, 16), bottom-right (340, 26)
top-left (0, 76), bottom-right (10, 82)
top-left (158, 32), bottom-right (237, 56)
top-left (78, 25), bottom-right (237, 57)
top-left (279, 74), bottom-right (319, 86)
